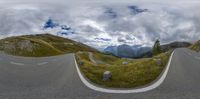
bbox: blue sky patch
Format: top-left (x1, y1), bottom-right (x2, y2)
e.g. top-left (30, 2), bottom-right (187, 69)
top-left (43, 18), bottom-right (59, 29)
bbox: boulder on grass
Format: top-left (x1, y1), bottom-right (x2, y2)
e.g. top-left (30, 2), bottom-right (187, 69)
top-left (102, 71), bottom-right (112, 81)
top-left (122, 61), bottom-right (129, 65)
top-left (79, 61), bottom-right (84, 66)
top-left (156, 59), bottom-right (162, 66)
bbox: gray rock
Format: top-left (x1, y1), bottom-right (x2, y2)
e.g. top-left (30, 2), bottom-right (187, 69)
top-left (156, 59), bottom-right (162, 66)
top-left (122, 61), bottom-right (129, 65)
top-left (102, 71), bottom-right (112, 81)
top-left (4, 44), bottom-right (15, 50)
top-left (17, 40), bottom-right (33, 52)
top-left (79, 61), bottom-right (84, 66)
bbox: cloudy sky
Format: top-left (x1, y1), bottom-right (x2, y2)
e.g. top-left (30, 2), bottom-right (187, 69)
top-left (0, 0), bottom-right (200, 50)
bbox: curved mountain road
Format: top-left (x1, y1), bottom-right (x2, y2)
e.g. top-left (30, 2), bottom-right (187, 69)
top-left (0, 48), bottom-right (199, 99)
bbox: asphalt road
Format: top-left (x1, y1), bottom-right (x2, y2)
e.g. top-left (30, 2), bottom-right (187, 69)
top-left (0, 48), bottom-right (199, 99)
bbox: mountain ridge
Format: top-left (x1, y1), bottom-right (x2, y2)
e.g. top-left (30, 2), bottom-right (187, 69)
top-left (103, 41), bottom-right (192, 58)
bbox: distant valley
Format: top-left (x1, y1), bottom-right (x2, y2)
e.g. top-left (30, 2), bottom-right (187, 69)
top-left (103, 42), bottom-right (191, 58)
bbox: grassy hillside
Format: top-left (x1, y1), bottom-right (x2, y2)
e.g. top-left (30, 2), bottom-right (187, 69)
top-left (0, 34), bottom-right (97, 57)
top-left (75, 51), bottom-right (172, 88)
top-left (190, 40), bottom-right (200, 52)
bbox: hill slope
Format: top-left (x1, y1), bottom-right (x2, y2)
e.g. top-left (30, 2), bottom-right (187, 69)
top-left (190, 40), bottom-right (200, 52)
top-left (76, 50), bottom-right (172, 88)
top-left (0, 34), bottom-right (97, 57)
top-left (161, 41), bottom-right (191, 52)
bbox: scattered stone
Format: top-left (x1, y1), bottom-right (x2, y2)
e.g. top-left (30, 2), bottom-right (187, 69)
top-left (155, 59), bottom-right (162, 66)
top-left (102, 71), bottom-right (112, 81)
top-left (17, 40), bottom-right (33, 52)
top-left (79, 61), bottom-right (84, 66)
top-left (122, 61), bottom-right (129, 65)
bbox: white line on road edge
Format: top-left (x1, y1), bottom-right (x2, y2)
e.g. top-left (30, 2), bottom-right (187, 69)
top-left (73, 51), bottom-right (175, 93)
top-left (37, 62), bottom-right (48, 66)
top-left (10, 61), bottom-right (25, 66)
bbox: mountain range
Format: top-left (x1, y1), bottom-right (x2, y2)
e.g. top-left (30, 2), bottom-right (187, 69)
top-left (103, 41), bottom-right (192, 58)
top-left (104, 44), bottom-right (152, 58)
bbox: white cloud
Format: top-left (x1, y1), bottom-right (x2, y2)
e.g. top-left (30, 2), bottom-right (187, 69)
top-left (0, 2), bottom-right (200, 49)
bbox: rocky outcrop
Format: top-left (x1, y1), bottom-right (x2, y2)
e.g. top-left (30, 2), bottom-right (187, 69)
top-left (17, 40), bottom-right (33, 52)
top-left (102, 71), bottom-right (112, 81)
top-left (122, 61), bottom-right (129, 65)
top-left (2, 40), bottom-right (34, 52)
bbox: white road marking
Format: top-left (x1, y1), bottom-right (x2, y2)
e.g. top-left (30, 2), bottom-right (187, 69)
top-left (73, 51), bottom-right (175, 93)
top-left (37, 62), bottom-right (48, 66)
top-left (10, 61), bottom-right (25, 66)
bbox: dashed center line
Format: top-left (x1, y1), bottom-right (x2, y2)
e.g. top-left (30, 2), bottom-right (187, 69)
top-left (37, 62), bottom-right (48, 66)
top-left (10, 61), bottom-right (25, 66)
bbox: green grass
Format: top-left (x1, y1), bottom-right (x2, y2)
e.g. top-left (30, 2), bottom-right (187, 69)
top-left (76, 51), bottom-right (172, 88)
top-left (189, 40), bottom-right (200, 52)
top-left (92, 52), bottom-right (119, 64)
top-left (0, 34), bottom-right (98, 57)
